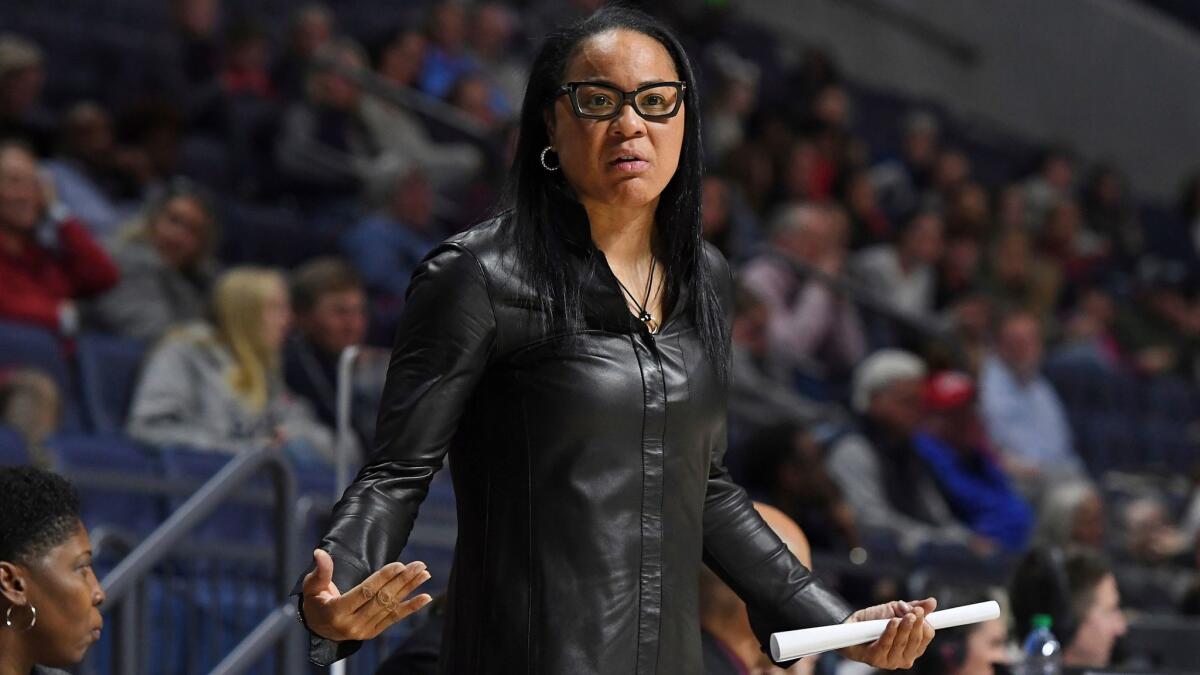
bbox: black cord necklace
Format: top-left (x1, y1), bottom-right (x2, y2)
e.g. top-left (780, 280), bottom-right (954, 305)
top-left (614, 257), bottom-right (659, 334)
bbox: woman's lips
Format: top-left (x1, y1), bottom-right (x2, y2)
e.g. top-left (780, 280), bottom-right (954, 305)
top-left (610, 158), bottom-right (650, 173)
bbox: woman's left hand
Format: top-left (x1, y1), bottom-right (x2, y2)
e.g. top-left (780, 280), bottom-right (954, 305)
top-left (839, 598), bottom-right (936, 670)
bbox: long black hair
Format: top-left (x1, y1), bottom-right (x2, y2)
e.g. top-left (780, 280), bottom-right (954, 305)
top-left (493, 5), bottom-right (729, 379)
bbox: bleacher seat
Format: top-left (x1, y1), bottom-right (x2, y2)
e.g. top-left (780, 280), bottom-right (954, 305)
top-left (0, 320), bottom-right (83, 431)
top-left (47, 433), bottom-right (166, 536)
top-left (76, 333), bottom-right (149, 435)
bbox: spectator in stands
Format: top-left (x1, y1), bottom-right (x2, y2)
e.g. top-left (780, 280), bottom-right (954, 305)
top-left (1032, 482), bottom-right (1105, 551)
top-left (778, 138), bottom-right (832, 204)
top-left (275, 38), bottom-right (388, 217)
top-left (700, 174), bottom-right (760, 264)
top-left (837, 168), bottom-right (891, 250)
top-left (159, 0), bottom-right (222, 127)
top-left (467, 3), bottom-right (526, 116)
top-left (926, 148), bottom-right (972, 210)
top-left (700, 503), bottom-right (822, 675)
top-left (43, 103), bottom-right (143, 238)
top-left (219, 20), bottom-right (275, 100)
top-left (0, 142), bottom-right (119, 335)
top-left (915, 371), bottom-right (1034, 553)
top-left (419, 2), bottom-right (476, 100)
top-left (285, 258), bottom-right (381, 451)
top-left (935, 232), bottom-right (982, 312)
top-left (127, 267), bottom-right (339, 463)
top-left (701, 44), bottom-right (760, 166)
top-left (1113, 261), bottom-right (1200, 377)
top-left (851, 209), bottom-right (944, 319)
top-left (1037, 198), bottom-right (1107, 307)
top-left (995, 182), bottom-right (1027, 231)
top-left (1023, 146), bottom-right (1077, 233)
top-left (0, 368), bottom-right (61, 467)
top-left (0, 33), bottom-right (54, 155)
top-left (933, 288), bottom-right (994, 376)
top-left (1010, 547), bottom-right (1127, 669)
top-left (910, 587), bottom-right (1008, 675)
top-left (1051, 287), bottom-right (1124, 371)
top-left (361, 29), bottom-right (484, 190)
top-left (827, 350), bottom-right (985, 555)
top-left (1083, 165), bottom-right (1142, 269)
top-left (739, 424), bottom-right (861, 555)
top-left (0, 466), bottom-right (105, 675)
top-left (944, 181), bottom-right (991, 241)
top-left (273, 3), bottom-right (335, 102)
top-left (979, 310), bottom-right (1085, 492)
top-left (445, 72), bottom-right (503, 133)
top-left (114, 98), bottom-right (185, 196)
top-left (870, 110), bottom-right (939, 223)
top-left (85, 180), bottom-right (218, 341)
top-left (739, 203), bottom-right (866, 380)
top-left (341, 168), bottom-right (440, 300)
top-left (983, 228), bottom-right (1061, 324)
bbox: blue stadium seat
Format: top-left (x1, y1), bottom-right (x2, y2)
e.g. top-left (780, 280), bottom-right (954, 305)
top-left (76, 333), bottom-right (149, 435)
top-left (158, 447), bottom-right (276, 544)
top-left (0, 425), bottom-right (28, 466)
top-left (0, 320), bottom-right (83, 431)
top-left (47, 433), bottom-right (166, 536)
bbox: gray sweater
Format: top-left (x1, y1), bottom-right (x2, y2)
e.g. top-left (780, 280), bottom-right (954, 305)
top-left (126, 323), bottom-right (339, 460)
top-left (86, 238), bottom-right (211, 341)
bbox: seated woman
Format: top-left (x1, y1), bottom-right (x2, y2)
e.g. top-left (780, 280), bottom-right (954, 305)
top-left (0, 141), bottom-right (118, 335)
top-left (910, 586), bottom-right (1008, 675)
top-left (126, 267), bottom-right (340, 463)
top-left (0, 466), bottom-right (105, 675)
top-left (86, 179), bottom-right (218, 341)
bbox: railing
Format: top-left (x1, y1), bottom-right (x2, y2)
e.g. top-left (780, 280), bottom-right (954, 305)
top-left (98, 445), bottom-right (303, 675)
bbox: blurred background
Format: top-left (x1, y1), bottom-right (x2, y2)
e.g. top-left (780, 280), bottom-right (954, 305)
top-left (1, 0), bottom-right (1199, 673)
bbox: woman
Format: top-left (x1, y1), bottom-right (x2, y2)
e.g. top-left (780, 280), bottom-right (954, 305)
top-left (0, 466), bottom-right (105, 675)
top-left (910, 588), bottom-right (1007, 675)
top-left (86, 179), bottom-right (219, 341)
top-left (0, 141), bottom-right (119, 335)
top-left (298, 8), bottom-right (935, 673)
top-left (126, 267), bottom-right (338, 463)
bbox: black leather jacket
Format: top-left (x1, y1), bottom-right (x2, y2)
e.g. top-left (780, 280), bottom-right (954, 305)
top-left (298, 216), bottom-right (854, 673)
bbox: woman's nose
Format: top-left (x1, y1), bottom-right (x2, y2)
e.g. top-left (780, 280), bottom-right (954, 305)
top-left (611, 102), bottom-right (646, 137)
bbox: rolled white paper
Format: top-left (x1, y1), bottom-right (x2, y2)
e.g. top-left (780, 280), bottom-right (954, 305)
top-left (770, 600), bottom-right (1000, 662)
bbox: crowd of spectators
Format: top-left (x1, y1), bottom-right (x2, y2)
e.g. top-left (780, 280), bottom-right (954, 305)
top-left (3, 0), bottom-right (1200, 671)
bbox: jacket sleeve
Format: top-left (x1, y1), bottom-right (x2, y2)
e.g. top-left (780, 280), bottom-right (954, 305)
top-left (702, 241), bottom-right (855, 667)
top-left (57, 218), bottom-right (120, 297)
top-left (294, 243), bottom-right (497, 666)
top-left (701, 417), bottom-right (856, 666)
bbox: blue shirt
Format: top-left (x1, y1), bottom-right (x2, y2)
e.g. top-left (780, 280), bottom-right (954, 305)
top-left (979, 354), bottom-right (1081, 472)
top-left (340, 215), bottom-right (440, 298)
top-left (912, 432), bottom-right (1034, 551)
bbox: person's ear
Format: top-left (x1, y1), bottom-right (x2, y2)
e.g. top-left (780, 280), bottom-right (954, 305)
top-left (0, 561), bottom-right (30, 606)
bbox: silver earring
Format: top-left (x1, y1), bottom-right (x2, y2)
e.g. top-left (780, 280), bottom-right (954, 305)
top-left (540, 145), bottom-right (560, 171)
top-left (4, 603), bottom-right (36, 632)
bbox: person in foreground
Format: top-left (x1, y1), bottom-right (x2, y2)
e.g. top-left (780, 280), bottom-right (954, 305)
top-left (0, 466), bottom-right (105, 675)
top-left (297, 8), bottom-right (936, 673)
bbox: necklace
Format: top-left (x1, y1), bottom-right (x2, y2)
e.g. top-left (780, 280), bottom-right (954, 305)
top-left (614, 256), bottom-right (659, 334)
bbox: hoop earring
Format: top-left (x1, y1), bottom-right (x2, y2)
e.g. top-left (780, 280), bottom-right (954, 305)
top-left (540, 145), bottom-right (560, 171)
top-left (4, 604), bottom-right (36, 632)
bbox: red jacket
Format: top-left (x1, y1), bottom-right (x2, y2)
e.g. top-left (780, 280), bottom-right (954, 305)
top-left (0, 218), bottom-right (120, 331)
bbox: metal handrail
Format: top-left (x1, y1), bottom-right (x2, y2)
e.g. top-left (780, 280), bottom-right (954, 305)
top-left (99, 444), bottom-right (302, 675)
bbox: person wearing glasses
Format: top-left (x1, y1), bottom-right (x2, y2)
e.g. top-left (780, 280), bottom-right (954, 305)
top-left (296, 7), bottom-right (936, 673)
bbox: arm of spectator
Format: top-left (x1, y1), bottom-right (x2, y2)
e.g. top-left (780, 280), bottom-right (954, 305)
top-left (57, 218), bottom-right (119, 297)
top-left (84, 258), bottom-right (175, 340)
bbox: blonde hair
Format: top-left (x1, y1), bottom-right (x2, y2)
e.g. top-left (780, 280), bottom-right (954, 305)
top-left (211, 268), bottom-right (288, 413)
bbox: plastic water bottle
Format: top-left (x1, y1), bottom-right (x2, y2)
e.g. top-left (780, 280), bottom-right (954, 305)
top-left (1020, 614), bottom-right (1062, 675)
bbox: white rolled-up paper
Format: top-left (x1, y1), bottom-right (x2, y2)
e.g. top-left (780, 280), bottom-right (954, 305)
top-left (770, 600), bottom-right (1000, 662)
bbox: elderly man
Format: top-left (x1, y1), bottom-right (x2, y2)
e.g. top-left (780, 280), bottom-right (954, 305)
top-left (739, 203), bottom-right (866, 380)
top-left (826, 350), bottom-right (989, 556)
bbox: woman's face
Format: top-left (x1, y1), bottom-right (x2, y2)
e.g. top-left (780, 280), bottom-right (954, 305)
top-left (260, 280), bottom-right (293, 351)
top-left (1067, 574), bottom-right (1127, 667)
top-left (546, 29), bottom-right (685, 213)
top-left (150, 195), bottom-right (209, 269)
top-left (5, 522), bottom-right (105, 667)
top-left (956, 618), bottom-right (1008, 675)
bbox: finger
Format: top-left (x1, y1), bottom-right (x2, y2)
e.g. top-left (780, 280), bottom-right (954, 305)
top-left (887, 613), bottom-right (917, 666)
top-left (303, 549), bottom-right (335, 594)
top-left (361, 564), bottom-right (432, 624)
top-left (871, 617), bottom-right (900, 664)
top-left (913, 597), bottom-right (938, 613)
top-left (339, 561), bottom-right (408, 613)
top-left (369, 592), bottom-right (433, 636)
top-left (901, 607), bottom-right (928, 665)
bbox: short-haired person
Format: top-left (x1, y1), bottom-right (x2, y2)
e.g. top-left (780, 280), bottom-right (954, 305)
top-left (1010, 547), bottom-right (1127, 669)
top-left (0, 466), bottom-right (105, 675)
top-left (297, 7), bottom-right (934, 673)
top-left (910, 587), bottom-right (1008, 675)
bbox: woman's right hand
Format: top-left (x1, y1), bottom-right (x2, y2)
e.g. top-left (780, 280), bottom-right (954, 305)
top-left (300, 549), bottom-right (433, 642)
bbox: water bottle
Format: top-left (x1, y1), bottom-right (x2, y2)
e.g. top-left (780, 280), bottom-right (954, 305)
top-left (1020, 613), bottom-right (1062, 675)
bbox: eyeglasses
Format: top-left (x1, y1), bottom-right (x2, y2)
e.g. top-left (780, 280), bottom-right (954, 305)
top-left (552, 81), bottom-right (687, 121)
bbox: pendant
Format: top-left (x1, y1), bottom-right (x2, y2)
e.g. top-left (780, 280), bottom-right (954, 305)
top-left (641, 313), bottom-right (659, 334)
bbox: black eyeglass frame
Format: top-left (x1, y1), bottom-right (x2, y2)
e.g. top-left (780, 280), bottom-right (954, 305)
top-left (551, 81), bottom-right (688, 121)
